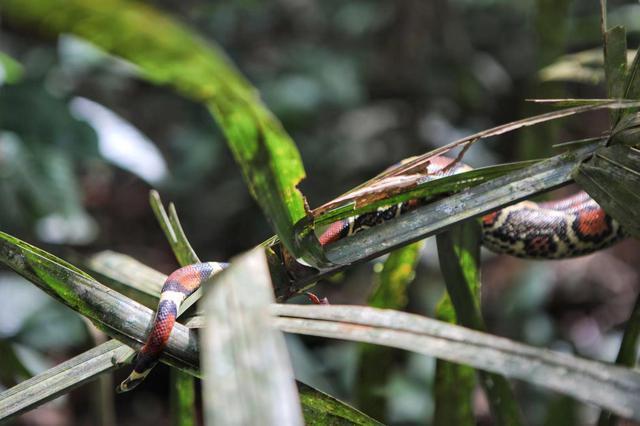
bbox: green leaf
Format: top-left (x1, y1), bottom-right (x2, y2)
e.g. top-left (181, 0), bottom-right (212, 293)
top-left (603, 26), bottom-right (627, 99)
top-left (0, 0), bottom-right (314, 262)
top-left (433, 355), bottom-right (475, 426)
top-left (433, 224), bottom-right (477, 426)
top-left (434, 293), bottom-right (475, 426)
top-left (603, 26), bottom-right (627, 124)
top-left (597, 293), bottom-right (640, 426)
top-left (0, 51), bottom-right (23, 84)
top-left (619, 46), bottom-right (640, 118)
top-left (573, 144), bottom-right (640, 238)
top-left (170, 369), bottom-right (197, 426)
top-left (0, 340), bottom-right (33, 386)
top-left (201, 249), bottom-right (304, 425)
top-left (149, 191), bottom-right (199, 426)
top-left (436, 222), bottom-right (523, 425)
top-left (368, 242), bottom-right (423, 310)
top-left (624, 46), bottom-right (640, 101)
top-left (299, 382), bottom-right (382, 426)
top-left (355, 242), bottom-right (423, 419)
top-left (149, 190), bottom-right (200, 267)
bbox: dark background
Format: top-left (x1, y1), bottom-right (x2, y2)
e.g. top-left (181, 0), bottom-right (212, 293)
top-left (1, 1), bottom-right (639, 424)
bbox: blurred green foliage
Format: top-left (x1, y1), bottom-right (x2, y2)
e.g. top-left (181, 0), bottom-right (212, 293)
top-left (1, 0), bottom-right (640, 425)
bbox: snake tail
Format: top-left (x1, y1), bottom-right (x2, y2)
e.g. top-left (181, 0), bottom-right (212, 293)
top-left (116, 261), bottom-right (227, 393)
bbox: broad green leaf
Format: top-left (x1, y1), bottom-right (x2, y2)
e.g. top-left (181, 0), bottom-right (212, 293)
top-left (0, 51), bottom-right (23, 84)
top-left (436, 222), bottom-right (523, 426)
top-left (201, 248), bottom-right (303, 425)
top-left (0, 0), bottom-right (314, 262)
top-left (0, 339), bottom-right (132, 423)
top-left (299, 382), bottom-right (382, 426)
top-left (573, 144), bottom-right (640, 238)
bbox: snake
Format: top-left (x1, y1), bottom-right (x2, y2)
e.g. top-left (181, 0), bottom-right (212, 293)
top-left (115, 155), bottom-right (626, 392)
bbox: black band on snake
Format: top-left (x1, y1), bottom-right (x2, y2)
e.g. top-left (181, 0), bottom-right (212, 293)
top-left (116, 155), bottom-right (626, 392)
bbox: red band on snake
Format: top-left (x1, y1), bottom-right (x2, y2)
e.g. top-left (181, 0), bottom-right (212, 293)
top-left (116, 155), bottom-right (626, 392)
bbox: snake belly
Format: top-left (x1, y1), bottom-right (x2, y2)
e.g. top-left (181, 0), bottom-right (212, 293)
top-left (117, 155), bottom-right (626, 392)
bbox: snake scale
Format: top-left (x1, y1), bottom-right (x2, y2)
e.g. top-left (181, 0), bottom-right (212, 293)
top-left (116, 155), bottom-right (626, 392)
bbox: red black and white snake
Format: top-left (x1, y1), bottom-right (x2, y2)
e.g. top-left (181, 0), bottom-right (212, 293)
top-left (115, 155), bottom-right (626, 393)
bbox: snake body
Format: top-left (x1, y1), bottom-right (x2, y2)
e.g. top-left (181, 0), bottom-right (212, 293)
top-left (116, 155), bottom-right (625, 392)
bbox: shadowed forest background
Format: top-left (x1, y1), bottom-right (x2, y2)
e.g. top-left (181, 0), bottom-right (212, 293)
top-left (1, 0), bottom-right (640, 425)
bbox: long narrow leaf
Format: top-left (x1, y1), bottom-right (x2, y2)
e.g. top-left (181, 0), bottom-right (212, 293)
top-left (85, 250), bottom-right (165, 308)
top-left (0, 0), bottom-right (315, 262)
top-left (5, 237), bottom-right (639, 423)
top-left (603, 26), bottom-right (627, 100)
top-left (436, 222), bottom-right (523, 425)
top-left (149, 190), bottom-right (200, 266)
top-left (0, 231), bottom-right (200, 374)
top-left (0, 51), bottom-right (23, 84)
top-left (597, 293), bottom-right (640, 426)
top-left (433, 229), bottom-right (478, 426)
top-left (267, 305), bottom-right (640, 421)
top-left (355, 242), bottom-right (423, 419)
top-left (0, 340), bottom-right (132, 422)
top-left (149, 191), bottom-right (199, 426)
top-left (298, 382), bottom-right (382, 426)
top-left (201, 248), bottom-right (303, 425)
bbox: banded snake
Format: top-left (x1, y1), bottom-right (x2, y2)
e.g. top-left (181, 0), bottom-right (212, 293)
top-left (116, 155), bottom-right (625, 392)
